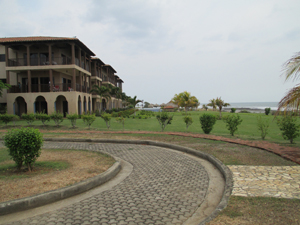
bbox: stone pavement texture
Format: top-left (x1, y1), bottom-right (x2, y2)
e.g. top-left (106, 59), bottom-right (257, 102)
top-left (2, 142), bottom-right (212, 225)
top-left (229, 165), bottom-right (300, 199)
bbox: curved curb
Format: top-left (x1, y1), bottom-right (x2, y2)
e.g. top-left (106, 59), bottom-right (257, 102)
top-left (0, 157), bottom-right (121, 216)
top-left (43, 138), bottom-right (233, 224)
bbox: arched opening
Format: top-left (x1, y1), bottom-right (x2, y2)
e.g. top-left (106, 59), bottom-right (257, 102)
top-left (88, 97), bottom-right (91, 112)
top-left (102, 99), bottom-right (106, 111)
top-left (78, 96), bottom-right (82, 115)
top-left (14, 97), bottom-right (27, 116)
top-left (55, 95), bottom-right (68, 117)
top-left (83, 96), bottom-right (87, 113)
top-left (34, 96), bottom-right (48, 114)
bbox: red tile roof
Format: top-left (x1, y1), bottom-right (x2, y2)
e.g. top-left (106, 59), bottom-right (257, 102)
top-left (0, 36), bottom-right (95, 56)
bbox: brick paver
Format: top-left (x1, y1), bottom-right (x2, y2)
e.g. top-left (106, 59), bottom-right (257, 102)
top-left (3, 142), bottom-right (210, 225)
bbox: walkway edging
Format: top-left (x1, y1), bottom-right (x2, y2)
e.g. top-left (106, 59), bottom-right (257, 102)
top-left (44, 138), bottom-right (233, 224)
top-left (0, 156), bottom-right (121, 216)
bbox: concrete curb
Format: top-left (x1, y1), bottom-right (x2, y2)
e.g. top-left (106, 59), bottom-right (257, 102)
top-left (0, 157), bottom-right (121, 216)
top-left (43, 138), bottom-right (233, 224)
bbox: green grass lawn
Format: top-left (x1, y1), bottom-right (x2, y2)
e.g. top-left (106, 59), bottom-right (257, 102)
top-left (2, 111), bottom-right (299, 147)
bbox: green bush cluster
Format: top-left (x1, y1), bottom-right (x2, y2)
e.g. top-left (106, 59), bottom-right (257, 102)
top-left (156, 111), bottom-right (173, 131)
top-left (265, 108), bottom-right (271, 115)
top-left (223, 114), bottom-right (243, 136)
top-left (199, 114), bottom-right (217, 134)
top-left (82, 114), bottom-right (96, 129)
top-left (277, 116), bottom-right (300, 143)
top-left (22, 113), bottom-right (35, 125)
top-left (183, 115), bottom-right (193, 130)
top-left (4, 127), bottom-right (43, 172)
top-left (66, 113), bottom-right (79, 128)
top-left (230, 108), bottom-right (236, 113)
top-left (50, 111), bottom-right (64, 127)
top-left (0, 114), bottom-right (19, 125)
top-left (35, 112), bottom-right (50, 126)
top-left (139, 110), bottom-right (155, 117)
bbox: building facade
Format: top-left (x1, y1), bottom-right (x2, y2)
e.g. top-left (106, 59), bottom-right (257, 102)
top-left (0, 36), bottom-right (123, 116)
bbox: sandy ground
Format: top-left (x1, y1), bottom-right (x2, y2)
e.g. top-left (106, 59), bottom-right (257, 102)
top-left (0, 149), bottom-right (115, 203)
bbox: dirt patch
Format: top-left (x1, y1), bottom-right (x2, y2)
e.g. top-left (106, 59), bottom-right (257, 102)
top-left (0, 149), bottom-right (115, 203)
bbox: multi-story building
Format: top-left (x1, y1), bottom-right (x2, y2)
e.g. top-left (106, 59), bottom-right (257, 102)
top-left (0, 36), bottom-right (123, 116)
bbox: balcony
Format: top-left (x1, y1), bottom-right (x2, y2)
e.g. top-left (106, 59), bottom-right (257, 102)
top-left (9, 83), bottom-right (90, 94)
top-left (8, 56), bottom-right (73, 67)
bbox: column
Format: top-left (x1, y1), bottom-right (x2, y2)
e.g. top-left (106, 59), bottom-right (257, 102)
top-left (28, 70), bottom-right (31, 93)
top-left (72, 69), bottom-right (76, 90)
top-left (49, 69), bottom-right (53, 92)
top-left (48, 44), bottom-right (52, 65)
top-left (26, 45), bottom-right (30, 66)
top-left (5, 46), bottom-right (9, 67)
top-left (71, 43), bottom-right (75, 64)
top-left (79, 72), bottom-right (82, 92)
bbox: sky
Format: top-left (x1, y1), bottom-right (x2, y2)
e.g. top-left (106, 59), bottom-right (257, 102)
top-left (0, 0), bottom-right (300, 105)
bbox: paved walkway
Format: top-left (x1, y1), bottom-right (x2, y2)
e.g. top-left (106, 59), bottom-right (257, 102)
top-left (229, 165), bottom-right (300, 199)
top-left (1, 141), bottom-right (224, 225)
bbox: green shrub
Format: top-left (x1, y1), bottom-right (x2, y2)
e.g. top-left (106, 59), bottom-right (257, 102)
top-left (100, 113), bottom-right (112, 130)
top-left (4, 128), bottom-right (43, 172)
top-left (230, 108), bottom-right (236, 113)
top-left (257, 116), bottom-right (270, 140)
top-left (199, 114), bottom-right (217, 134)
top-left (223, 114), bottom-right (243, 136)
top-left (111, 112), bottom-right (119, 117)
top-left (0, 114), bottom-right (19, 125)
top-left (50, 111), bottom-right (64, 127)
top-left (183, 115), bottom-right (193, 130)
top-left (82, 114), bottom-right (96, 129)
top-left (277, 116), bottom-right (300, 143)
top-left (156, 111), bottom-right (173, 131)
top-left (35, 112), bottom-right (50, 126)
top-left (22, 113), bottom-right (35, 125)
top-left (265, 107), bottom-right (271, 115)
top-left (66, 113), bottom-right (79, 128)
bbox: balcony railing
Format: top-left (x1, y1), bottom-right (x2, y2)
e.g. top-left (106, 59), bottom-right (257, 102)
top-left (9, 83), bottom-right (90, 94)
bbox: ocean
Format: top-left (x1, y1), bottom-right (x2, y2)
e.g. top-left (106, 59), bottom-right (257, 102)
top-left (141, 102), bottom-right (279, 112)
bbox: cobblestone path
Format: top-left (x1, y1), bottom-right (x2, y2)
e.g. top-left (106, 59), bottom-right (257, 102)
top-left (229, 165), bottom-right (300, 199)
top-left (4, 142), bottom-right (210, 225)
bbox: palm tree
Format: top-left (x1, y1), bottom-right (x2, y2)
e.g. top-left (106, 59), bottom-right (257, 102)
top-left (90, 85), bottom-right (111, 111)
top-left (128, 96), bottom-right (142, 115)
top-left (215, 97), bottom-right (230, 118)
top-left (277, 52), bottom-right (300, 113)
top-left (172, 91), bottom-right (199, 112)
top-left (207, 98), bottom-right (217, 111)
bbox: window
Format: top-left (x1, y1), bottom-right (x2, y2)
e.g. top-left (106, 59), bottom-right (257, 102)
top-left (0, 54), bottom-right (5, 62)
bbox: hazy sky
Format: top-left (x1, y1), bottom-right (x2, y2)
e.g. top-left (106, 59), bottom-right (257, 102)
top-left (1, 0), bottom-right (300, 104)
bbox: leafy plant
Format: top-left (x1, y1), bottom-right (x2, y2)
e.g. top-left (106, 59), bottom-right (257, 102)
top-left (22, 113), bottom-right (35, 125)
top-left (156, 111), bottom-right (173, 131)
top-left (50, 111), bottom-right (64, 127)
top-left (230, 108), bottom-right (236, 113)
top-left (265, 107), bottom-right (271, 115)
top-left (277, 116), bottom-right (300, 143)
top-left (66, 113), bottom-right (79, 128)
top-left (223, 114), bottom-right (243, 136)
top-left (35, 112), bottom-right (50, 126)
top-left (4, 128), bottom-right (43, 172)
top-left (82, 114), bottom-right (96, 129)
top-left (0, 114), bottom-right (18, 125)
top-left (183, 115), bottom-right (193, 130)
top-left (199, 113), bottom-right (217, 134)
top-left (100, 113), bottom-right (112, 130)
top-left (257, 116), bottom-right (270, 140)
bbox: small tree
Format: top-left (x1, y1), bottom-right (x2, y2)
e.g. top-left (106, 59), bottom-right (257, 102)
top-left (67, 113), bottom-right (79, 128)
top-left (4, 128), bottom-right (43, 172)
top-left (223, 114), bottom-right (243, 136)
top-left (230, 108), bottom-right (236, 113)
top-left (82, 114), bottom-right (96, 129)
top-left (265, 108), bottom-right (271, 115)
top-left (277, 116), bottom-right (300, 143)
top-left (50, 111), bottom-right (64, 127)
top-left (156, 111), bottom-right (173, 131)
top-left (183, 115), bottom-right (193, 130)
top-left (0, 114), bottom-right (18, 126)
top-left (199, 113), bottom-right (217, 134)
top-left (215, 97), bottom-right (230, 118)
top-left (116, 117), bottom-right (125, 131)
top-left (22, 113), bottom-right (35, 125)
top-left (257, 116), bottom-right (270, 140)
top-left (101, 113), bottom-right (112, 130)
top-left (202, 104), bottom-right (208, 111)
top-left (35, 112), bottom-right (50, 126)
